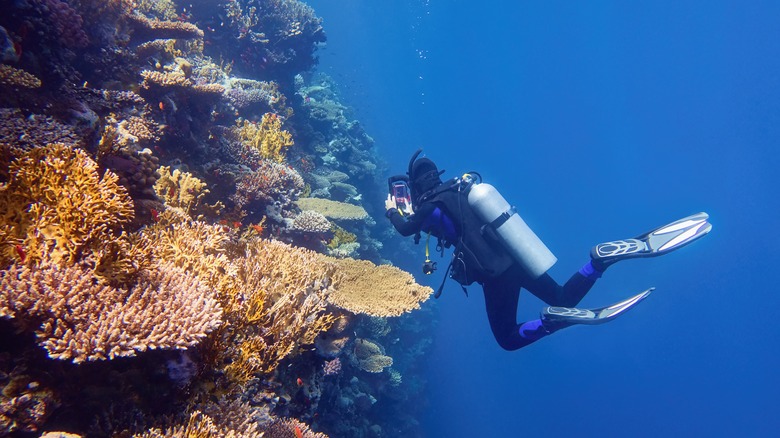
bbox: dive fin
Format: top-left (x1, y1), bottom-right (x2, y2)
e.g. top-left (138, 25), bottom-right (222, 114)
top-left (541, 287), bottom-right (654, 329)
top-left (592, 212), bottom-right (711, 266)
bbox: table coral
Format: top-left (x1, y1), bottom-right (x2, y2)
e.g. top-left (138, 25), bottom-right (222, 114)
top-left (326, 258), bottom-right (433, 317)
top-left (295, 198), bottom-right (368, 221)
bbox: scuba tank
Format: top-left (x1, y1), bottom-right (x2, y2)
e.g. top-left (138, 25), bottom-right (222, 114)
top-left (466, 178), bottom-right (557, 278)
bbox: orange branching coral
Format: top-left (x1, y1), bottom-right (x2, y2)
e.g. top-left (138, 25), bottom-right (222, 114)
top-left (236, 113), bottom-right (293, 162)
top-left (0, 144), bottom-right (134, 272)
top-left (154, 166), bottom-right (224, 219)
top-left (327, 258), bottom-right (433, 317)
top-left (0, 260), bottom-right (222, 363)
top-left (137, 216), bottom-right (241, 314)
top-left (224, 238), bottom-right (339, 379)
top-left (295, 198), bottom-right (368, 221)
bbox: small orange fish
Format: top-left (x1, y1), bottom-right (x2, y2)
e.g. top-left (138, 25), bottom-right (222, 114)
top-left (294, 425), bottom-right (303, 438)
top-left (159, 101), bottom-right (165, 110)
top-left (14, 244), bottom-right (25, 263)
top-left (251, 224), bottom-right (264, 234)
top-left (233, 221), bottom-right (242, 228)
top-left (296, 377), bottom-right (303, 387)
top-left (150, 209), bottom-right (159, 222)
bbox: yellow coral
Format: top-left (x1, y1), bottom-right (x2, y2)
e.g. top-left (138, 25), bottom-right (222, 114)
top-left (326, 258), bottom-right (433, 317)
top-left (0, 144), bottom-right (134, 271)
top-left (327, 224), bottom-right (357, 250)
top-left (237, 113), bottom-right (293, 163)
top-left (154, 166), bottom-right (224, 218)
top-left (352, 338), bottom-right (393, 373)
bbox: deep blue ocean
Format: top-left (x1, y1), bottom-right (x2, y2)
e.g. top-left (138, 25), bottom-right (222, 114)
top-left (309, 1), bottom-right (780, 436)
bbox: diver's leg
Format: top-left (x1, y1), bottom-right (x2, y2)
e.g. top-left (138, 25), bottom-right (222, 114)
top-left (525, 261), bottom-right (602, 308)
top-left (483, 274), bottom-right (550, 351)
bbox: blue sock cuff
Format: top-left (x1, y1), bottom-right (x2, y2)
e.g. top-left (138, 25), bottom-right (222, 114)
top-left (518, 319), bottom-right (549, 340)
top-left (579, 260), bottom-right (603, 280)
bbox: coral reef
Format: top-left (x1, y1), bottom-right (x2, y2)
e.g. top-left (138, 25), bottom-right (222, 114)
top-left (0, 0), bottom-right (435, 436)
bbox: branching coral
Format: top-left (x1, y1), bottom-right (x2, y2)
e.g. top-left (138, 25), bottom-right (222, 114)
top-left (0, 260), bottom-right (223, 363)
top-left (289, 210), bottom-right (331, 234)
top-left (138, 216), bottom-right (337, 380)
top-left (0, 144), bottom-right (135, 272)
top-left (261, 417), bottom-right (329, 438)
top-left (224, 238), bottom-right (339, 380)
top-left (128, 13), bottom-right (205, 39)
top-left (154, 166), bottom-right (223, 218)
top-left (236, 113), bottom-right (293, 163)
top-left (135, 409), bottom-right (262, 438)
top-left (326, 258), bottom-right (433, 317)
top-left (231, 160), bottom-right (304, 213)
top-left (0, 109), bottom-right (82, 151)
top-left (0, 64), bottom-right (42, 88)
top-left (140, 70), bottom-right (225, 96)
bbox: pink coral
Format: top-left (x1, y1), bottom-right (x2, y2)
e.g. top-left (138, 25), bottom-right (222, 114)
top-left (0, 260), bottom-right (223, 363)
top-left (43, 0), bottom-right (89, 47)
top-left (322, 358), bottom-right (341, 376)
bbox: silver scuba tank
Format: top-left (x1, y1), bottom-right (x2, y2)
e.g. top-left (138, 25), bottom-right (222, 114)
top-left (467, 181), bottom-right (557, 278)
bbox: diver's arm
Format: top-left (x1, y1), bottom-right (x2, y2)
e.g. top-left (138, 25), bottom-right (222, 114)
top-left (386, 203), bottom-right (436, 237)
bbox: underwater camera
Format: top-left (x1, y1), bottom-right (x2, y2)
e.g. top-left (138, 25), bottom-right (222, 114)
top-left (422, 259), bottom-right (437, 275)
top-left (387, 175), bottom-right (413, 215)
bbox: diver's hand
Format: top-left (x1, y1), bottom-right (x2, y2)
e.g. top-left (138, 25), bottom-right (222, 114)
top-left (385, 194), bottom-right (396, 211)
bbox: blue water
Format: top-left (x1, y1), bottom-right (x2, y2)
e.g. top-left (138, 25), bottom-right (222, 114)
top-left (309, 1), bottom-right (780, 436)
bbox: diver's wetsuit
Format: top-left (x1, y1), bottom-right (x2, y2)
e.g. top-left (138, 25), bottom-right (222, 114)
top-left (387, 205), bottom-right (602, 351)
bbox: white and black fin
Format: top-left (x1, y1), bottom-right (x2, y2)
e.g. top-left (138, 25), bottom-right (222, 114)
top-left (592, 212), bottom-right (712, 266)
top-left (542, 287), bottom-right (654, 328)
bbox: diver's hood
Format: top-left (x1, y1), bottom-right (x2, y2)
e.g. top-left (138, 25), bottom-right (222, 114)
top-left (407, 149), bottom-right (444, 202)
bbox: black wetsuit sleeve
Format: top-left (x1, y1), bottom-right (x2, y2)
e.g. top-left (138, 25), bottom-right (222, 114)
top-left (386, 203), bottom-right (437, 237)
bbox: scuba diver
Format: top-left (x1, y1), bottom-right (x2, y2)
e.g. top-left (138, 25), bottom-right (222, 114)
top-left (384, 150), bottom-right (711, 350)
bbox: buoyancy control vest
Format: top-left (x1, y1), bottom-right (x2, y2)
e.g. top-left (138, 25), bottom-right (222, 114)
top-left (418, 177), bottom-right (515, 287)
top-left (418, 174), bottom-right (558, 296)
